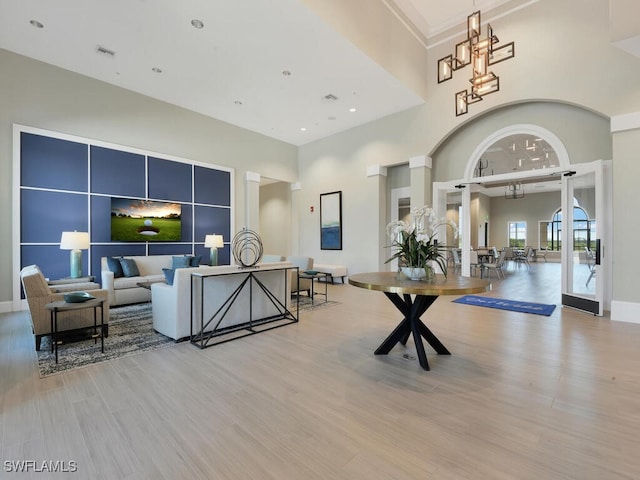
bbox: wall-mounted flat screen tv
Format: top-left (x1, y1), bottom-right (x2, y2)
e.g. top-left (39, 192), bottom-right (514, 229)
top-left (111, 198), bottom-right (182, 242)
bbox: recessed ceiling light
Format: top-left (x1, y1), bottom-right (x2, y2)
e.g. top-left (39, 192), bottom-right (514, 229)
top-left (349, 107), bottom-right (357, 113)
top-left (300, 127), bottom-right (307, 132)
top-left (29, 20), bottom-right (44, 28)
top-left (152, 67), bottom-right (162, 73)
top-left (191, 19), bottom-right (204, 29)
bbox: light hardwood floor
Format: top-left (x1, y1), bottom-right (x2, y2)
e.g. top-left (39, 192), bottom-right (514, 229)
top-left (2, 265), bottom-right (640, 479)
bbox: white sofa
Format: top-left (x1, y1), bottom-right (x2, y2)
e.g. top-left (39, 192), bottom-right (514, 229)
top-left (101, 255), bottom-right (176, 306)
top-left (151, 261), bottom-right (294, 341)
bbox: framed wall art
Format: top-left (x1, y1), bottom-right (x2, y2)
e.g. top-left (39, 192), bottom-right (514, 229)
top-left (320, 191), bottom-right (342, 250)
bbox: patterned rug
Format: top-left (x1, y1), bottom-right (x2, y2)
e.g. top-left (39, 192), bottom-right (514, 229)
top-left (37, 303), bottom-right (173, 377)
top-left (37, 297), bottom-right (339, 377)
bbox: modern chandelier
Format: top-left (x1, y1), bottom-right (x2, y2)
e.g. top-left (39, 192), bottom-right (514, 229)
top-left (505, 182), bottom-right (524, 199)
top-left (437, 10), bottom-right (515, 116)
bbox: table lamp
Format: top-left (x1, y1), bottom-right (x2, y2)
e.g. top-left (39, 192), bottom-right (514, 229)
top-left (60, 231), bottom-right (90, 278)
top-left (204, 234), bottom-right (224, 266)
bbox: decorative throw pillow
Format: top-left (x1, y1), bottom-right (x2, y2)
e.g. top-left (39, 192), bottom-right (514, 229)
top-left (188, 255), bottom-right (202, 267)
top-left (119, 258), bottom-right (140, 277)
top-left (162, 268), bottom-right (176, 286)
top-left (107, 256), bottom-right (124, 278)
top-left (172, 256), bottom-right (191, 269)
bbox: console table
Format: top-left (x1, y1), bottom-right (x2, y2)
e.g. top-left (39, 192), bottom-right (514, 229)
top-left (190, 265), bottom-right (298, 348)
top-left (349, 272), bottom-right (491, 370)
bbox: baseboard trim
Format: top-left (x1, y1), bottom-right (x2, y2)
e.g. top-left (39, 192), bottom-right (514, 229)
top-left (0, 300), bottom-right (14, 314)
top-left (611, 300), bottom-right (640, 324)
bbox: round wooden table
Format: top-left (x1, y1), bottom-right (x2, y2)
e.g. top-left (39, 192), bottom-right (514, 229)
top-left (349, 272), bottom-right (491, 370)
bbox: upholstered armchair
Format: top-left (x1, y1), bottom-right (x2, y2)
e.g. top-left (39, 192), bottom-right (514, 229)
top-left (20, 265), bottom-right (109, 350)
top-left (285, 256), bottom-right (313, 297)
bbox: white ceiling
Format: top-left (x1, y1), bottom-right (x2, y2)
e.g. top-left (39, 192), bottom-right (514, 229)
top-left (0, 0), bottom-right (519, 146)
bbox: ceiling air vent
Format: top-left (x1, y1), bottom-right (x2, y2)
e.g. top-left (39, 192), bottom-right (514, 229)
top-left (96, 45), bottom-right (115, 57)
top-left (321, 94), bottom-right (339, 102)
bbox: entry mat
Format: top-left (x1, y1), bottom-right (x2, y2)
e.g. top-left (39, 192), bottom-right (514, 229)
top-left (453, 295), bottom-right (557, 316)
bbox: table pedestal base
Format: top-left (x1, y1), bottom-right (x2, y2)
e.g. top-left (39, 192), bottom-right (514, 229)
top-left (375, 293), bottom-right (450, 370)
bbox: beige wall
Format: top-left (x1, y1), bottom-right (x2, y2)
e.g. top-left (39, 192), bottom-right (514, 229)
top-left (259, 182), bottom-right (292, 257)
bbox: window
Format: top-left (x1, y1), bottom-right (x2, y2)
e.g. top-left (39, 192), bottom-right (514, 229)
top-left (508, 221), bottom-right (526, 248)
top-left (547, 207), bottom-right (594, 252)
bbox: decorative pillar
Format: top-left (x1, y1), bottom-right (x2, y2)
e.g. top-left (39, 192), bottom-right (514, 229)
top-left (409, 155), bottom-right (433, 208)
top-left (290, 182), bottom-right (302, 255)
top-left (245, 171), bottom-right (261, 233)
top-left (366, 165), bottom-right (388, 271)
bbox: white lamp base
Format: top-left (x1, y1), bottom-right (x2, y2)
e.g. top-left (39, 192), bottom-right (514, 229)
top-left (209, 248), bottom-right (218, 266)
top-left (69, 249), bottom-right (83, 278)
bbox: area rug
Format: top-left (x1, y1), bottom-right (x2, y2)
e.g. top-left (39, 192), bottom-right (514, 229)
top-left (452, 295), bottom-right (556, 316)
top-left (37, 303), bottom-right (174, 377)
top-left (296, 295), bottom-right (340, 311)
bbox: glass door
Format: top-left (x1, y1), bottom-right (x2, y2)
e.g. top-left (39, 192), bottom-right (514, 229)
top-left (561, 162), bottom-right (604, 315)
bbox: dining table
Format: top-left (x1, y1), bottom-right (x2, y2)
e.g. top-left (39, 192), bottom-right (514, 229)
top-left (349, 272), bottom-right (491, 370)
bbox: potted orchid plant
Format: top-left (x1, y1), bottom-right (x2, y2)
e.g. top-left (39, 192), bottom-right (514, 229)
top-left (385, 206), bottom-right (457, 280)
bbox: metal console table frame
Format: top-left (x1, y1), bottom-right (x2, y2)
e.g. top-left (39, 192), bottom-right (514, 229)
top-left (45, 298), bottom-right (106, 364)
top-left (190, 265), bottom-right (298, 349)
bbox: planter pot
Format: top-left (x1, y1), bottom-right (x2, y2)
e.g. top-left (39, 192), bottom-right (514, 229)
top-left (401, 266), bottom-right (435, 281)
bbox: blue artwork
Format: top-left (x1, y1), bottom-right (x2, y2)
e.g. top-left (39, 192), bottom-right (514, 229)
top-left (320, 191), bottom-right (342, 250)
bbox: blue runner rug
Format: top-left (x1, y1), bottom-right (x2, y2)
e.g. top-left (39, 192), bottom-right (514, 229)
top-left (453, 295), bottom-right (556, 316)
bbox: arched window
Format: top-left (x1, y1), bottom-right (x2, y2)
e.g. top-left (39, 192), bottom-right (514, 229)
top-left (544, 206), bottom-right (594, 251)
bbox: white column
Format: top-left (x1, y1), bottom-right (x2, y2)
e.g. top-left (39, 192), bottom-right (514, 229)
top-left (409, 155), bottom-right (432, 208)
top-left (245, 171), bottom-right (261, 233)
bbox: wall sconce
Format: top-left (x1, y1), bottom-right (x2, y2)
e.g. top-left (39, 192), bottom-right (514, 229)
top-left (437, 10), bottom-right (515, 116)
top-left (505, 182), bottom-right (525, 199)
top-left (204, 234), bottom-right (224, 266)
top-left (60, 231), bottom-right (90, 278)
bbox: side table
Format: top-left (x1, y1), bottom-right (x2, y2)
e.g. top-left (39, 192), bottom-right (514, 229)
top-left (45, 298), bottom-right (106, 363)
top-left (299, 272), bottom-right (329, 304)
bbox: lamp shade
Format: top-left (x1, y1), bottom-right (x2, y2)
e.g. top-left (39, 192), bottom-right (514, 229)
top-left (204, 234), bottom-right (224, 248)
top-left (60, 231), bottom-right (90, 250)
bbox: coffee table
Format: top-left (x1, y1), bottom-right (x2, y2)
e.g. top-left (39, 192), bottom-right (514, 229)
top-left (349, 272), bottom-right (491, 370)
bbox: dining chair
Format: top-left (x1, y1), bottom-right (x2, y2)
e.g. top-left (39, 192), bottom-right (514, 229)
top-left (585, 247), bottom-right (596, 287)
top-left (452, 248), bottom-right (462, 275)
top-left (483, 250), bottom-right (507, 279)
top-left (469, 250), bottom-right (480, 277)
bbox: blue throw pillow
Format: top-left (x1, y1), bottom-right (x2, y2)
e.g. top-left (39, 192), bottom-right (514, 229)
top-left (187, 255), bottom-right (202, 267)
top-left (162, 268), bottom-right (176, 286)
top-left (172, 256), bottom-right (191, 269)
top-left (119, 258), bottom-right (140, 277)
top-left (107, 256), bottom-right (124, 278)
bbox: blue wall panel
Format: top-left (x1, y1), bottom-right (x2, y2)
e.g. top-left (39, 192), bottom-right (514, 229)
top-left (181, 204), bottom-right (193, 243)
top-left (21, 190), bottom-right (88, 243)
top-left (21, 133), bottom-right (88, 192)
top-left (148, 157), bottom-right (192, 202)
top-left (90, 146), bottom-right (145, 197)
top-left (22, 245), bottom-right (87, 282)
top-left (194, 206), bottom-right (231, 244)
top-left (148, 244), bottom-right (192, 256)
top-left (90, 195), bottom-right (111, 243)
top-left (20, 130), bottom-right (233, 282)
top-left (194, 166), bottom-right (230, 206)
